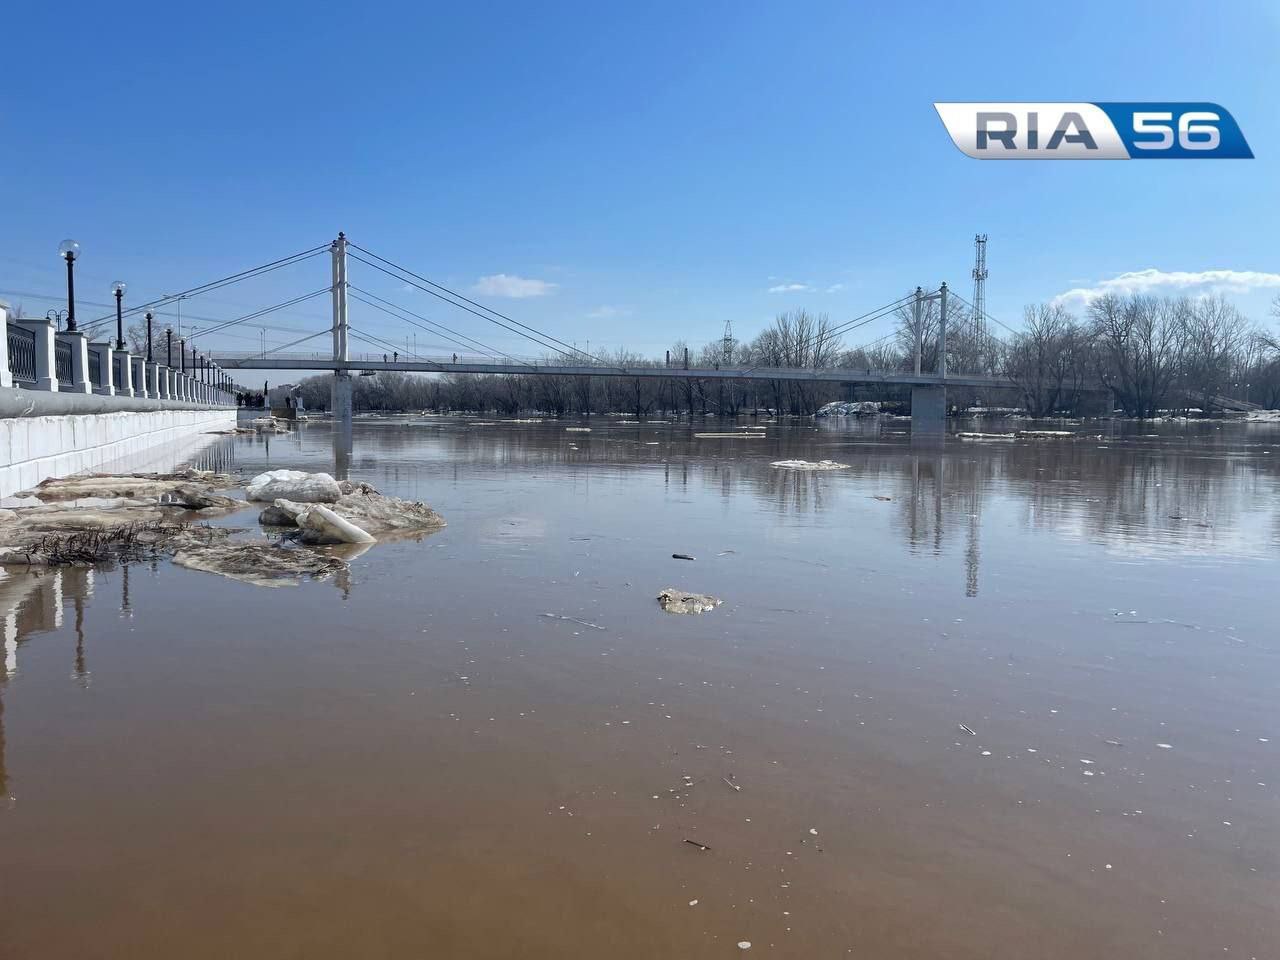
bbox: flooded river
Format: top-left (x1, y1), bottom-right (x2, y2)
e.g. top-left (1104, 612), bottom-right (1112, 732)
top-left (2, 416), bottom-right (1278, 958)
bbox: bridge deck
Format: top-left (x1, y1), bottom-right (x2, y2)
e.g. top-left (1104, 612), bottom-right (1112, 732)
top-left (212, 354), bottom-right (1012, 390)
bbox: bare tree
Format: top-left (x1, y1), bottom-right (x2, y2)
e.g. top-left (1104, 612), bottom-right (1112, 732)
top-left (1182, 295), bottom-right (1248, 407)
top-left (1089, 293), bottom-right (1188, 417)
top-left (1004, 303), bottom-right (1083, 416)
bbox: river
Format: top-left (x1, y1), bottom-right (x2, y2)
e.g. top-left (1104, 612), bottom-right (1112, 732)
top-left (1, 415), bottom-right (1277, 958)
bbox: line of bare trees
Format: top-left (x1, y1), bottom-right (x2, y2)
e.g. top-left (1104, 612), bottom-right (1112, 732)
top-left (1005, 292), bottom-right (1280, 417)
top-left (288, 293), bottom-right (1280, 419)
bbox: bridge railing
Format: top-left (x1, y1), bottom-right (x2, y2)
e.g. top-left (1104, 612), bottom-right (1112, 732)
top-left (210, 351), bottom-right (1015, 387)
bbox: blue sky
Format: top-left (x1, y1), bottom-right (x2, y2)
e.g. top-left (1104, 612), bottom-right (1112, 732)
top-left (2, 0), bottom-right (1277, 371)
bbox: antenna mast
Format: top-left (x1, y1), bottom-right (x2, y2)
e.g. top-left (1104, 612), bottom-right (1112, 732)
top-left (971, 234), bottom-right (988, 344)
top-left (722, 318), bottom-right (734, 365)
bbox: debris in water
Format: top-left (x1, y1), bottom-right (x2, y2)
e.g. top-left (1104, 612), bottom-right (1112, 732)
top-left (672, 553), bottom-right (696, 561)
top-left (694, 433), bottom-right (763, 439)
top-left (0, 519), bottom-right (226, 567)
top-left (246, 469), bottom-right (341, 503)
top-left (958, 723), bottom-right (977, 736)
top-left (541, 613), bottom-right (607, 631)
top-left (256, 483), bottom-right (445, 538)
top-left (1104, 739), bottom-right (1124, 747)
top-left (297, 504), bottom-right (377, 545)
top-left (722, 776), bottom-right (742, 792)
top-left (737, 941), bottom-right (752, 950)
top-left (172, 541), bottom-right (347, 588)
top-left (1156, 743), bottom-right (1173, 749)
top-left (656, 588), bottom-right (722, 615)
top-left (14, 468), bottom-right (236, 503)
top-left (872, 495), bottom-right (892, 502)
top-left (769, 459), bottom-right (850, 471)
top-left (247, 415), bottom-right (291, 434)
top-left (688, 899), bottom-right (698, 906)
top-left (809, 828), bottom-right (818, 835)
top-left (259, 502), bottom-right (300, 526)
top-left (684, 839), bottom-right (711, 851)
top-left (565, 427), bottom-right (591, 432)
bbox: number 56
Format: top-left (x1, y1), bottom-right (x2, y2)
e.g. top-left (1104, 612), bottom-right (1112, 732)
top-left (1133, 111), bottom-right (1221, 150)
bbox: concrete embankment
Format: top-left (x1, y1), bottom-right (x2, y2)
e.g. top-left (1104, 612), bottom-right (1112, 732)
top-left (1, 388), bottom-right (235, 496)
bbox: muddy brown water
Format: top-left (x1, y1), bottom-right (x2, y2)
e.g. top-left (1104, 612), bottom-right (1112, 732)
top-left (1, 416), bottom-right (1278, 959)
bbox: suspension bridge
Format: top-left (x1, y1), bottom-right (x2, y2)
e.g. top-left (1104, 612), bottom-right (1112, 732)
top-left (56, 233), bottom-right (1030, 433)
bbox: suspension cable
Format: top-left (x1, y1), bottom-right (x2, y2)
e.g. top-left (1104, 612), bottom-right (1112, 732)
top-left (348, 286), bottom-right (517, 361)
top-left (80, 245), bottom-right (330, 335)
top-left (184, 289), bottom-right (332, 343)
top-left (347, 243), bottom-right (613, 366)
top-left (348, 327), bottom-right (429, 360)
top-left (737, 293), bottom-right (918, 375)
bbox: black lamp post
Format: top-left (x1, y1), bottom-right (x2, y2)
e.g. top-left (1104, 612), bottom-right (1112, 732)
top-left (58, 240), bottom-right (80, 333)
top-left (180, 340), bottom-right (186, 375)
top-left (166, 328), bottom-right (173, 367)
top-left (111, 281), bottom-right (127, 349)
top-left (145, 310), bottom-right (153, 362)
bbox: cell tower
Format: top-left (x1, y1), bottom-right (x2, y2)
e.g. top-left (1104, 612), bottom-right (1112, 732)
top-left (971, 234), bottom-right (988, 342)
top-left (723, 318), bottom-right (734, 365)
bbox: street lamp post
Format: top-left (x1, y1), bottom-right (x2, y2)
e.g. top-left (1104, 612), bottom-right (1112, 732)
top-left (180, 340), bottom-right (186, 375)
top-left (111, 281), bottom-right (127, 349)
top-left (166, 328), bottom-right (173, 367)
top-left (58, 240), bottom-right (81, 332)
top-left (145, 310), bottom-right (154, 362)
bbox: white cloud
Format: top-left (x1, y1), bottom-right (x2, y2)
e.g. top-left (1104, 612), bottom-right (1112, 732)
top-left (587, 305), bottom-right (632, 319)
top-left (1055, 268), bottom-right (1280, 307)
top-left (767, 282), bottom-right (812, 294)
top-left (825, 283), bottom-right (845, 293)
top-left (471, 273), bottom-right (558, 298)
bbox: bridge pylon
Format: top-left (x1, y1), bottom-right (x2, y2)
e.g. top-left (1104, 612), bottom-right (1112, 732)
top-left (330, 232), bottom-right (353, 432)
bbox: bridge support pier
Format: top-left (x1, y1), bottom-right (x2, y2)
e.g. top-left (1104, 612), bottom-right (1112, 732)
top-left (911, 384), bottom-right (946, 435)
top-left (331, 371), bottom-right (353, 434)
